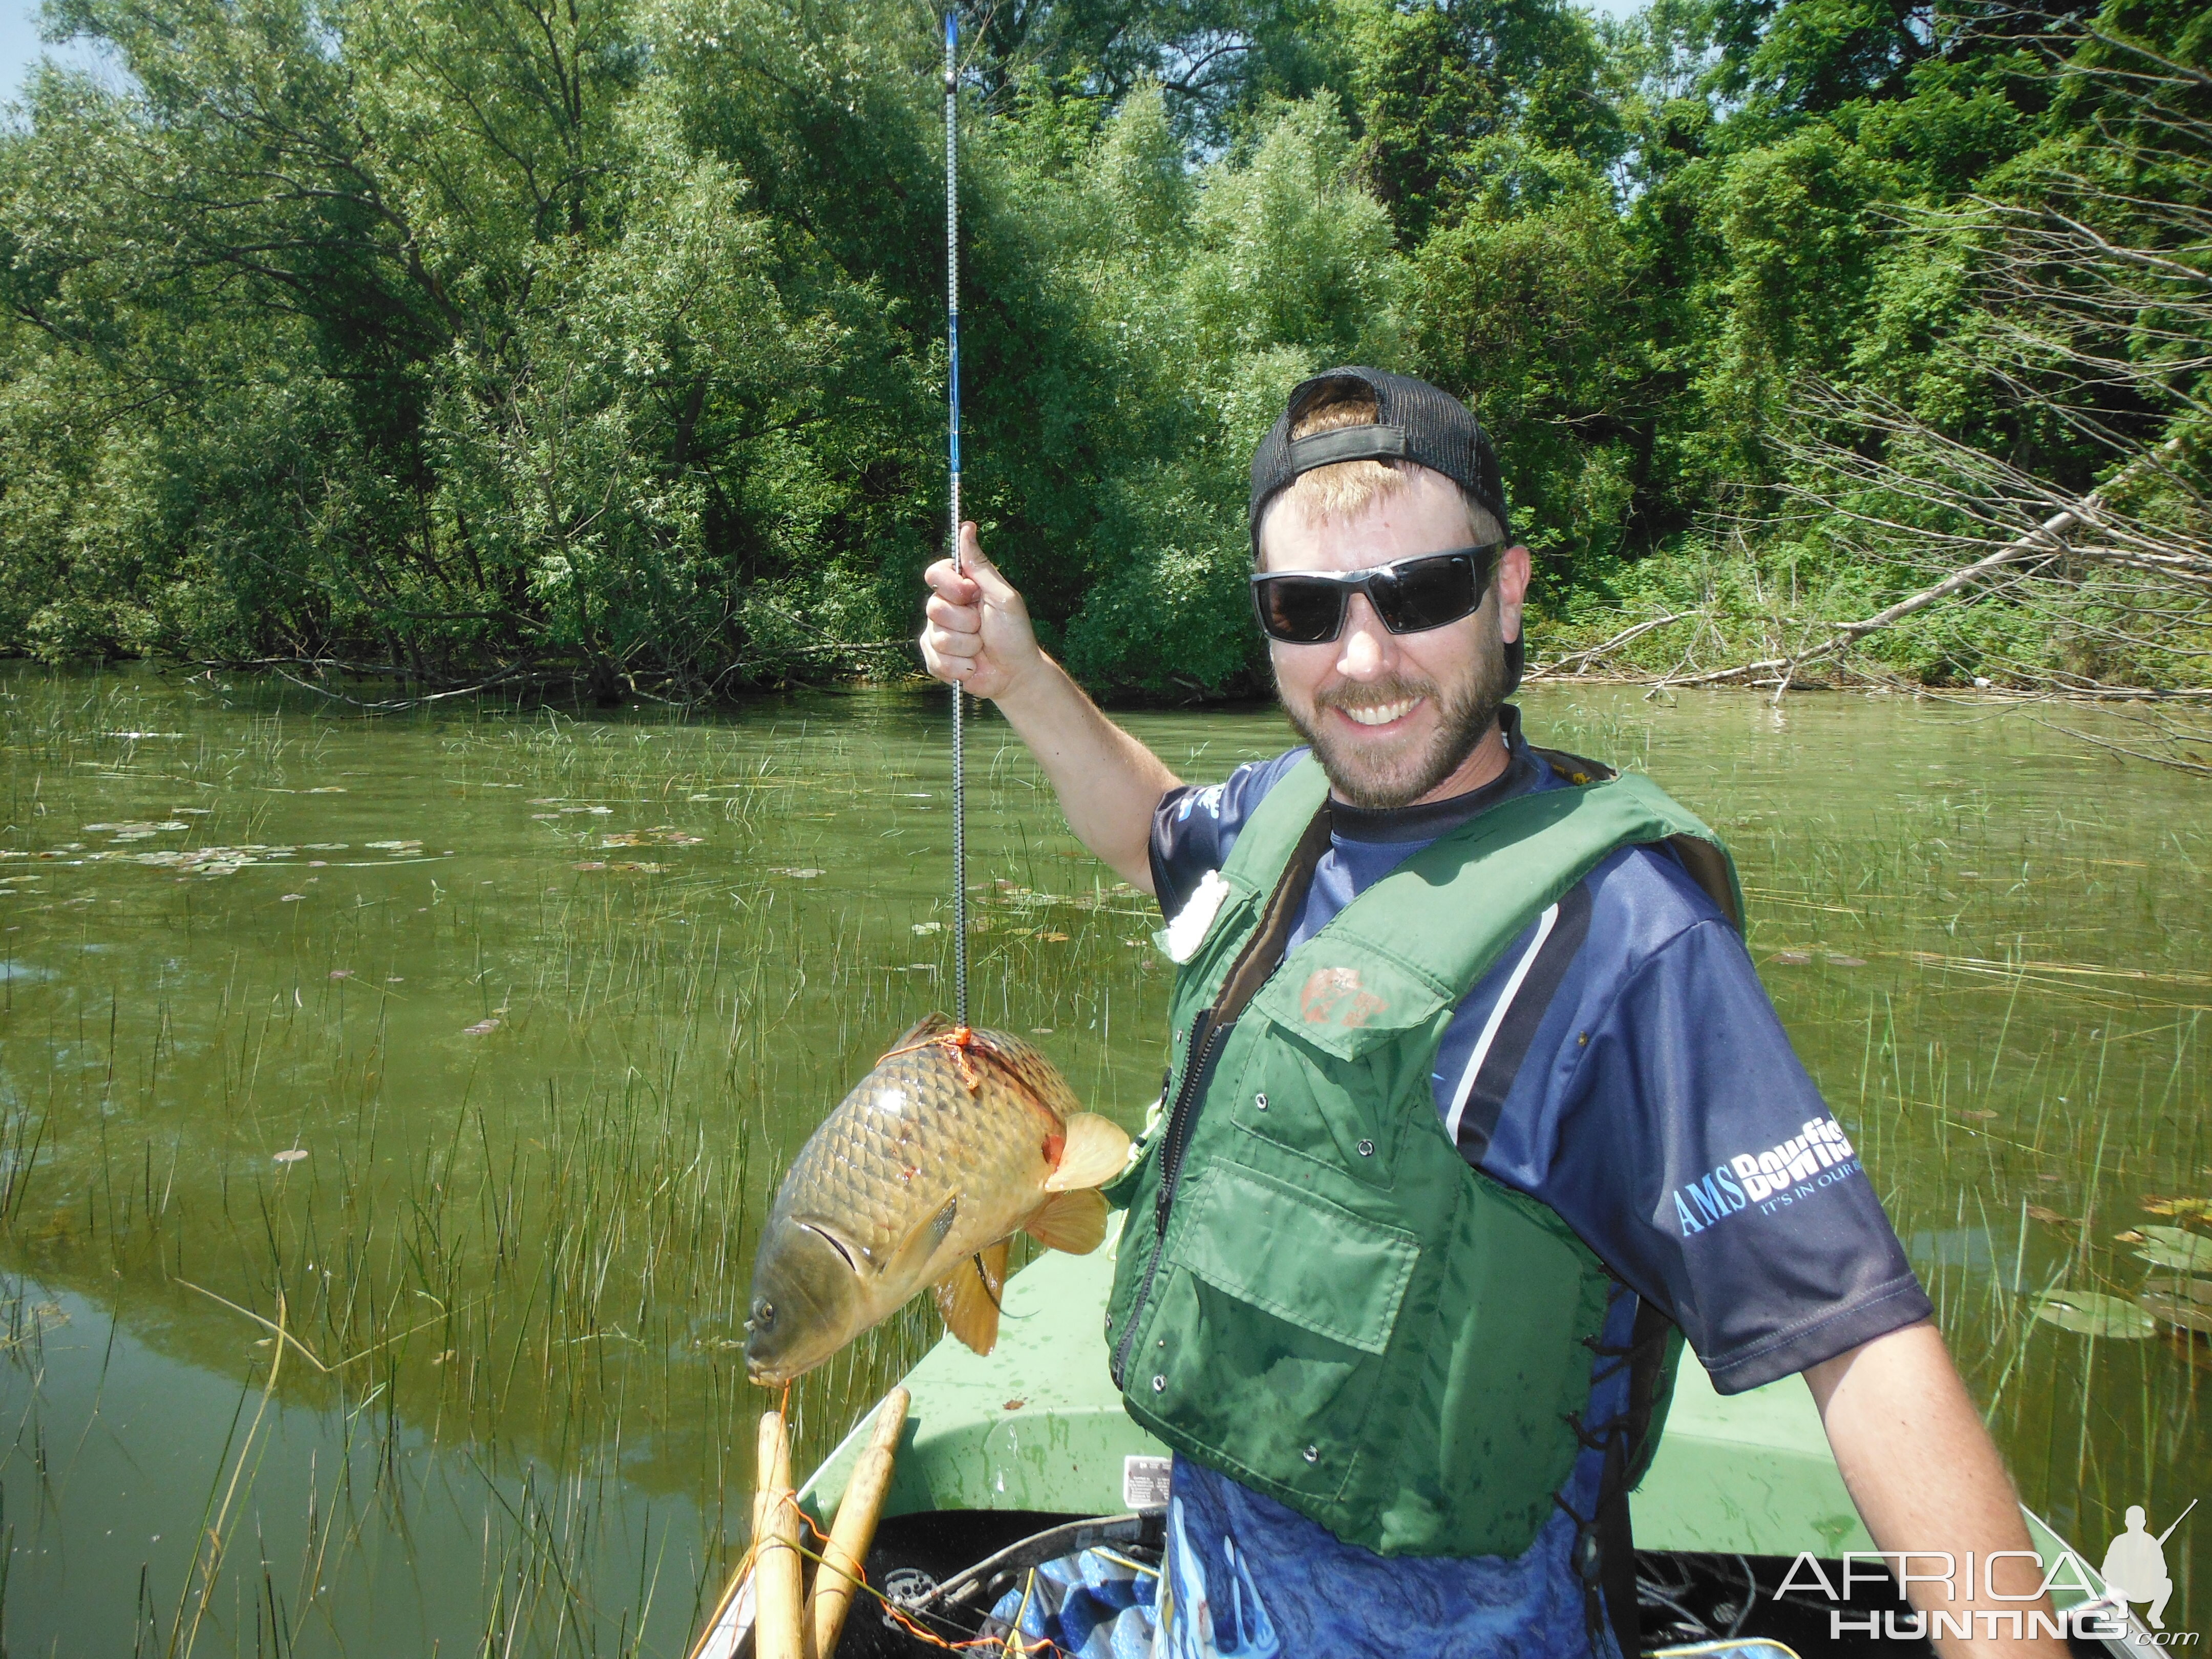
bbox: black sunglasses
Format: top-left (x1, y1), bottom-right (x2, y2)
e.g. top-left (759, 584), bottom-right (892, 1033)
top-left (1249, 545), bottom-right (1500, 645)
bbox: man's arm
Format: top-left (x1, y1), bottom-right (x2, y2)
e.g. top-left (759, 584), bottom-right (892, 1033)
top-left (920, 522), bottom-right (1178, 891)
top-left (1806, 1321), bottom-right (2067, 1657)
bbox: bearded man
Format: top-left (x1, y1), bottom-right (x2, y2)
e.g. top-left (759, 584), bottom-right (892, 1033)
top-left (920, 367), bottom-right (2064, 1657)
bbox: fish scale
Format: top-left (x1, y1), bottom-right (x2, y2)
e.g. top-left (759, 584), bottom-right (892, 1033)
top-left (745, 1016), bottom-right (1130, 1384)
top-left (778, 1035), bottom-right (1057, 1269)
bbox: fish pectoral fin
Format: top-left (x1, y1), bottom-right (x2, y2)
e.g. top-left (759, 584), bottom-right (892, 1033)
top-left (932, 1240), bottom-right (1008, 1355)
top-left (1041, 1112), bottom-right (1134, 1192)
top-left (1025, 1188), bottom-right (1108, 1255)
top-left (883, 1193), bottom-right (960, 1285)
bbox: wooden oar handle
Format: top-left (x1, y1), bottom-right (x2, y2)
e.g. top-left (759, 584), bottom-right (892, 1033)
top-left (754, 1410), bottom-right (805, 1659)
top-left (804, 1388), bottom-right (911, 1659)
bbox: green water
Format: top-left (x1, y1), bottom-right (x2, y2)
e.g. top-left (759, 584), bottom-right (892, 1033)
top-left (0, 669), bottom-right (2203, 1654)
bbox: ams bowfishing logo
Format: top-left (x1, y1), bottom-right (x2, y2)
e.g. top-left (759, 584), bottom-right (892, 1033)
top-left (1669, 1116), bottom-right (1861, 1236)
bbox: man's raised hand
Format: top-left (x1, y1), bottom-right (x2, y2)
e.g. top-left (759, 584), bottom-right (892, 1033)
top-left (920, 523), bottom-right (1042, 704)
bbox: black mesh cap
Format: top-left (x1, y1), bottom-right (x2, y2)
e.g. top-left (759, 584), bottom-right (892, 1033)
top-left (1248, 366), bottom-right (1523, 694)
top-left (1248, 367), bottom-right (1511, 549)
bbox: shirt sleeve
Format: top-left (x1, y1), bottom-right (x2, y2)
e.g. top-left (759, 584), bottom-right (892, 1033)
top-left (1541, 916), bottom-right (1933, 1394)
top-left (1148, 752), bottom-right (1305, 919)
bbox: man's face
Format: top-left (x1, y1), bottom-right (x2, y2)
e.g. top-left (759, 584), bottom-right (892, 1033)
top-left (1258, 468), bottom-right (1532, 811)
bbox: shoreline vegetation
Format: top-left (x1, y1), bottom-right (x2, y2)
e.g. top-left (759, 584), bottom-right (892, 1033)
top-left (0, 0), bottom-right (2203, 763)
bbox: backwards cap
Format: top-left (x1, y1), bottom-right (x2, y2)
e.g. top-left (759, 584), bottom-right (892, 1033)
top-left (1247, 366), bottom-right (1512, 549)
top-left (1248, 366), bottom-right (1523, 694)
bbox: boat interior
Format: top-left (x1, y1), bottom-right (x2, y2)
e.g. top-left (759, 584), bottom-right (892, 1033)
top-left (697, 1225), bottom-right (2149, 1659)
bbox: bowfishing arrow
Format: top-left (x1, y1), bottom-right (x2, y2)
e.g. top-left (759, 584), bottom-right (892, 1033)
top-left (944, 7), bottom-right (969, 1030)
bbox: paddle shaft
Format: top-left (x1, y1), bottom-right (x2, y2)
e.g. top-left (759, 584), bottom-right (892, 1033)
top-left (803, 1387), bottom-right (911, 1659)
top-left (754, 1411), bottom-right (804, 1659)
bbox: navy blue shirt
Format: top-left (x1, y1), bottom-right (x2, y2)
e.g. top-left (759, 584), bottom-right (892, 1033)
top-left (1149, 709), bottom-right (1930, 1394)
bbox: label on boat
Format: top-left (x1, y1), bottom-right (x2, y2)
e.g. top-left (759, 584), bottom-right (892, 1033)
top-left (1123, 1455), bottom-right (1173, 1512)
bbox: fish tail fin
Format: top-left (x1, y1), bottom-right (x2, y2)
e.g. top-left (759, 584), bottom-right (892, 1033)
top-left (932, 1240), bottom-right (1008, 1355)
top-left (1025, 1188), bottom-right (1108, 1255)
top-left (1042, 1112), bottom-right (1134, 1192)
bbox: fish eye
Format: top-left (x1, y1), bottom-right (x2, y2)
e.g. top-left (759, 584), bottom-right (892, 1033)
top-left (752, 1298), bottom-right (776, 1328)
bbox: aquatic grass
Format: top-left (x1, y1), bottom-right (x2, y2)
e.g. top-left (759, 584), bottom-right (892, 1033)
top-left (0, 669), bottom-right (1265, 1655)
top-left (1719, 749), bottom-right (2209, 1616)
top-left (1, 670), bottom-right (2206, 1647)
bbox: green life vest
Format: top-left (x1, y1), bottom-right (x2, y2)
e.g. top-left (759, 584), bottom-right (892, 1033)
top-left (1105, 754), bottom-right (1741, 1560)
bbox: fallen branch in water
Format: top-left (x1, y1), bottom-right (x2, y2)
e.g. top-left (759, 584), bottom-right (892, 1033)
top-left (1526, 611), bottom-right (1694, 679)
top-left (1660, 431), bottom-right (2194, 690)
top-left (270, 663), bottom-right (538, 712)
top-left (2038, 720), bottom-right (2212, 775)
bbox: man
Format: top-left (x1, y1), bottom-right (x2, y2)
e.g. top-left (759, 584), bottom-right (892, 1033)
top-left (920, 367), bottom-right (2062, 1657)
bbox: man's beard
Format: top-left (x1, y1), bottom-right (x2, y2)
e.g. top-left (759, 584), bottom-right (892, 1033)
top-left (1277, 636), bottom-right (1512, 812)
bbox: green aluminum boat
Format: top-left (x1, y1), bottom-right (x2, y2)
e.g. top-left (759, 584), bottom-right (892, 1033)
top-left (693, 1220), bottom-right (2148, 1658)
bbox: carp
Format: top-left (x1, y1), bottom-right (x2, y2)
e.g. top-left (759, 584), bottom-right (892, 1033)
top-left (743, 1014), bottom-right (1132, 1385)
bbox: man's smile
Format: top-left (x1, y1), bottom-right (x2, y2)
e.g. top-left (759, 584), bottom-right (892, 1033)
top-left (1333, 695), bottom-right (1422, 729)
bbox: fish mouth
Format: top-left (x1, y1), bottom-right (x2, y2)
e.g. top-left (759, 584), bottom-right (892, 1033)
top-left (745, 1353), bottom-right (795, 1386)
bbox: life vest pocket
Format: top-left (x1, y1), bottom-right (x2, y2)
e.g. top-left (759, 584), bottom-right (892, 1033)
top-left (1143, 1162), bottom-right (1419, 1504)
top-left (1247, 946), bottom-right (1451, 1064)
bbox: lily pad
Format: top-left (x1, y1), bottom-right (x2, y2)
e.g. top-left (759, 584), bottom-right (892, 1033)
top-left (2138, 1279), bottom-right (2212, 1335)
top-left (2031, 1290), bottom-right (2157, 1338)
top-left (600, 828), bottom-right (705, 849)
top-left (2143, 1196), bottom-right (2212, 1220)
top-left (2134, 1226), bottom-right (2212, 1273)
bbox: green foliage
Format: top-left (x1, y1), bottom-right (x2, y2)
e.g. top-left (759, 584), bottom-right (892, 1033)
top-left (0, 0), bottom-right (2202, 696)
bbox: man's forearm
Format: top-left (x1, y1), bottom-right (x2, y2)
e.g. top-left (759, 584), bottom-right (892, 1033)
top-left (1807, 1322), bottom-right (2066, 1657)
top-left (992, 653), bottom-right (1178, 893)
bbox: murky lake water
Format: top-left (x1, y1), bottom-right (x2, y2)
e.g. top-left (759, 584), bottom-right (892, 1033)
top-left (0, 668), bottom-right (2203, 1653)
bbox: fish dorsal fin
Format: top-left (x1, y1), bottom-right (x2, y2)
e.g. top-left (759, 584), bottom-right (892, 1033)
top-left (932, 1240), bottom-right (1008, 1355)
top-left (886, 1012), bottom-right (957, 1054)
top-left (960, 1027), bottom-right (1086, 1123)
top-left (1025, 1188), bottom-right (1108, 1254)
top-left (1043, 1112), bottom-right (1134, 1192)
top-left (883, 1193), bottom-right (959, 1286)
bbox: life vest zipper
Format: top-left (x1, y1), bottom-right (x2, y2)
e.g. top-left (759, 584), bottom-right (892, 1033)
top-left (1111, 1009), bottom-right (1224, 1387)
